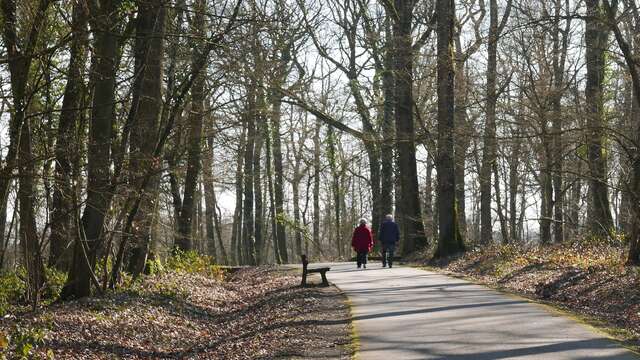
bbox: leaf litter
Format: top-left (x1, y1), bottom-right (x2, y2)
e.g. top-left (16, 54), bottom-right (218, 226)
top-left (1, 266), bottom-right (353, 359)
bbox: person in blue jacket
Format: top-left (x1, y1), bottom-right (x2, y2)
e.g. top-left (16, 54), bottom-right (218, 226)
top-left (378, 214), bottom-right (399, 268)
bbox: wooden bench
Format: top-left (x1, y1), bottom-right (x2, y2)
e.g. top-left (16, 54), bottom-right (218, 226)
top-left (301, 255), bottom-right (330, 287)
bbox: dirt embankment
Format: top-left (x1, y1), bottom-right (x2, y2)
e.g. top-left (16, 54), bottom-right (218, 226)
top-left (2, 266), bottom-right (354, 359)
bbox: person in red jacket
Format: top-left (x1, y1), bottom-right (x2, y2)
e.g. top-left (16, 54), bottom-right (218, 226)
top-left (352, 218), bottom-right (374, 269)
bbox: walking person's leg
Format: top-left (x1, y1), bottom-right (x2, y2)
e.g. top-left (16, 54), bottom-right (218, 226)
top-left (359, 252), bottom-right (367, 268)
top-left (381, 245), bottom-right (387, 267)
top-left (356, 251), bottom-right (361, 268)
top-left (388, 244), bottom-right (395, 268)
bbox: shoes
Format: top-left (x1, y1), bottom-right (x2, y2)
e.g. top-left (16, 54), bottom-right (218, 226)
top-left (382, 263), bottom-right (387, 268)
top-left (389, 264), bottom-right (393, 268)
top-left (357, 265), bottom-right (361, 269)
top-left (363, 264), bottom-right (366, 269)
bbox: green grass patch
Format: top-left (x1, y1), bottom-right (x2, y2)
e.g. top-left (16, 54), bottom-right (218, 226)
top-left (165, 250), bottom-right (225, 279)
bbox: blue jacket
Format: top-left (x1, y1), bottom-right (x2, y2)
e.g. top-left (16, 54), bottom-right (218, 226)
top-left (378, 220), bottom-right (399, 244)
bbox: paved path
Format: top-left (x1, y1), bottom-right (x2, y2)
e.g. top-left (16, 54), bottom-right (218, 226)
top-left (323, 262), bottom-right (638, 360)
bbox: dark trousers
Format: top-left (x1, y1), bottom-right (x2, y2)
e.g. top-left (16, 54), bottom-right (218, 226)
top-left (356, 251), bottom-right (368, 267)
top-left (382, 244), bottom-right (395, 266)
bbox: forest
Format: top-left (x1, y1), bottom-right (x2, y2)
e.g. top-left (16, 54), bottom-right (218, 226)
top-left (0, 0), bottom-right (638, 321)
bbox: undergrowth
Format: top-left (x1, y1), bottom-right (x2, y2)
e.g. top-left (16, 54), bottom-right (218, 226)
top-left (457, 241), bottom-right (628, 276)
top-left (0, 251), bottom-right (223, 358)
top-left (164, 250), bottom-right (225, 280)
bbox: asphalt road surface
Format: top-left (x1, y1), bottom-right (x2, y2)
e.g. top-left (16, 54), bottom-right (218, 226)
top-left (323, 262), bottom-right (638, 360)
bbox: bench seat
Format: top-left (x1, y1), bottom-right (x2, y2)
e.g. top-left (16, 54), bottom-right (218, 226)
top-left (301, 255), bottom-right (330, 286)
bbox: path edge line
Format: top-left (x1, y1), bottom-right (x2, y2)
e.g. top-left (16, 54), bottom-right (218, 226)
top-left (333, 282), bottom-right (360, 360)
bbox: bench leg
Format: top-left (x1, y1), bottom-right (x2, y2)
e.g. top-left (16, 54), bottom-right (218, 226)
top-left (320, 272), bottom-right (328, 286)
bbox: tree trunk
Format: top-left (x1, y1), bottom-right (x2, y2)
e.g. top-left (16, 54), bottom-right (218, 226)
top-left (230, 127), bottom-right (246, 265)
top-left (195, 185), bottom-right (204, 252)
top-left (380, 14), bottom-right (395, 230)
top-left (203, 135), bottom-right (218, 261)
top-left (327, 126), bottom-right (342, 258)
top-left (126, 0), bottom-right (166, 276)
top-left (551, 0), bottom-right (570, 243)
top-left (508, 128), bottom-right (521, 242)
top-left (211, 186), bottom-right (227, 263)
top-left (242, 85), bottom-right (257, 265)
top-left (19, 115), bottom-right (44, 304)
top-left (253, 94), bottom-right (265, 264)
top-left (435, 0), bottom-right (465, 257)
top-left (454, 35), bottom-right (471, 240)
top-left (619, 76), bottom-right (636, 234)
top-left (271, 93), bottom-right (288, 263)
top-left (424, 156), bottom-right (437, 241)
top-left (393, 0), bottom-right (427, 254)
top-left (628, 92), bottom-right (640, 263)
top-left (162, 0), bottom-right (185, 228)
top-left (313, 121), bottom-right (321, 258)
top-left (551, 100), bottom-right (565, 243)
top-left (540, 132), bottom-right (553, 245)
top-left (585, 0), bottom-right (614, 237)
top-left (628, 58), bottom-right (640, 264)
top-left (63, 1), bottom-right (119, 299)
top-left (175, 0), bottom-right (206, 252)
top-left (614, 1), bottom-right (640, 264)
top-left (493, 163), bottom-right (509, 243)
top-left (1, 0), bottom-right (52, 301)
top-left (264, 113), bottom-right (281, 263)
top-left (292, 176), bottom-right (303, 257)
top-left (49, 1), bottom-right (88, 271)
top-left (480, 0), bottom-right (500, 245)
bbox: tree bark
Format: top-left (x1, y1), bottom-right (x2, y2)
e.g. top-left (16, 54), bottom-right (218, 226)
top-left (292, 176), bottom-right (303, 256)
top-left (508, 127), bottom-right (521, 242)
top-left (479, 0), bottom-right (511, 245)
top-left (290, 127), bottom-right (306, 257)
top-left (380, 15), bottom-right (395, 229)
top-left (49, 0), bottom-right (88, 271)
top-left (424, 156), bottom-right (437, 241)
top-left (271, 93), bottom-right (288, 263)
top-left (453, 66), bottom-right (470, 240)
top-left (63, 0), bottom-right (120, 299)
top-left (551, 0), bottom-right (570, 243)
top-left (1, 0), bottom-right (52, 302)
top-left (313, 121), bottom-right (322, 258)
top-left (230, 127), bottom-right (246, 265)
top-left (242, 84), bottom-right (257, 265)
top-left (253, 92), bottom-right (265, 264)
top-left (493, 163), bottom-right (509, 243)
top-left (264, 111), bottom-right (281, 263)
top-left (480, 0), bottom-right (499, 245)
top-left (540, 130), bottom-right (553, 245)
top-left (211, 184), bottom-right (227, 263)
top-left (585, 0), bottom-right (614, 237)
top-left (327, 126), bottom-right (342, 258)
top-left (203, 133), bottom-right (219, 261)
top-left (175, 0), bottom-right (206, 252)
top-left (435, 0), bottom-right (465, 257)
top-left (599, 0), bottom-right (640, 263)
top-left (393, 0), bottom-right (428, 254)
top-left (126, 0), bottom-right (166, 276)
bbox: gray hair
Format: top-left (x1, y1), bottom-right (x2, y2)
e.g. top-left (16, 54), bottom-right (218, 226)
top-left (359, 218), bottom-right (368, 225)
top-left (385, 214), bottom-right (394, 221)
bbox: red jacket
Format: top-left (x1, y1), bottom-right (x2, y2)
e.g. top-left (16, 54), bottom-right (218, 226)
top-left (352, 224), bottom-right (374, 252)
